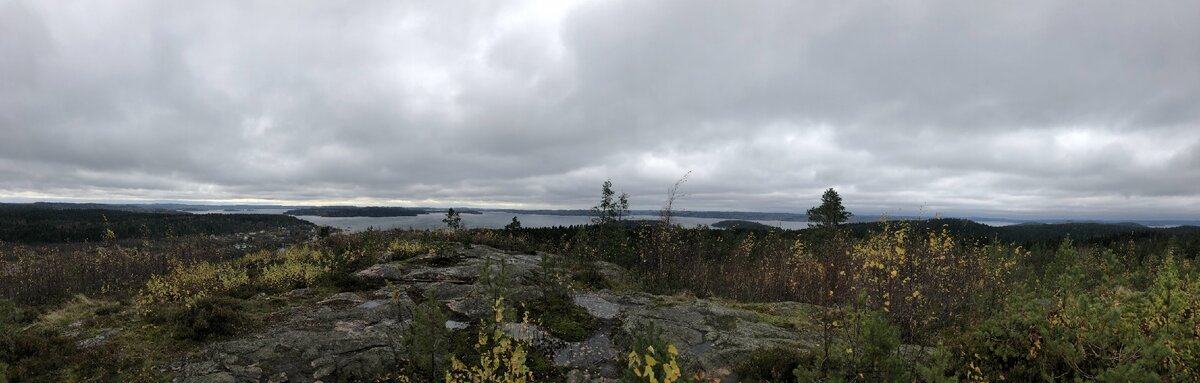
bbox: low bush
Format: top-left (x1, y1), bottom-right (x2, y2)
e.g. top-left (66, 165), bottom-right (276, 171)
top-left (389, 239), bottom-right (442, 260)
top-left (951, 252), bottom-right (1200, 382)
top-left (526, 288), bottom-right (595, 342)
top-left (137, 261), bottom-right (250, 307)
top-left (792, 310), bottom-right (910, 382)
top-left (736, 347), bottom-right (801, 382)
top-left (571, 267), bottom-right (610, 290)
top-left (445, 297), bottom-right (535, 382)
top-left (258, 261), bottom-right (325, 292)
top-left (324, 270), bottom-right (378, 292)
top-left (38, 295), bottom-right (121, 329)
top-left (623, 322), bottom-right (687, 383)
top-left (0, 326), bottom-right (75, 381)
top-left (167, 296), bottom-right (249, 341)
top-left (0, 299), bottom-right (30, 330)
top-left (403, 297), bottom-right (450, 382)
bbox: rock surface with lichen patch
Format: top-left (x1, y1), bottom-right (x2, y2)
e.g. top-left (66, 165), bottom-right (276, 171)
top-left (172, 244), bottom-right (824, 383)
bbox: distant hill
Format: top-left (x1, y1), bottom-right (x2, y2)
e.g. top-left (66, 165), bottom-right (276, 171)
top-left (711, 220), bottom-right (776, 231)
top-left (8, 202), bottom-right (181, 214)
top-left (843, 218), bottom-right (1200, 246)
top-left (0, 204), bottom-right (314, 243)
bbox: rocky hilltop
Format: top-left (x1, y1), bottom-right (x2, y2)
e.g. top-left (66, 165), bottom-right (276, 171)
top-left (173, 244), bottom-right (826, 382)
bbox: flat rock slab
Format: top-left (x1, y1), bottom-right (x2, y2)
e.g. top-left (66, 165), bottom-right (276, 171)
top-left (354, 264), bottom-right (407, 281)
top-left (619, 298), bottom-right (819, 380)
top-left (317, 292), bottom-right (365, 306)
top-left (573, 293), bottom-right (622, 320)
top-left (554, 333), bottom-right (618, 370)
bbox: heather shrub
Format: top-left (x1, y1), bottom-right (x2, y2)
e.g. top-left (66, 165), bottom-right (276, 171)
top-left (525, 288), bottom-right (595, 342)
top-left (167, 296), bottom-right (249, 341)
top-left (736, 347), bottom-right (802, 382)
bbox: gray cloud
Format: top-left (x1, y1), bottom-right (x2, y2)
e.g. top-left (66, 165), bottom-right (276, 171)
top-left (1, 0), bottom-right (1198, 219)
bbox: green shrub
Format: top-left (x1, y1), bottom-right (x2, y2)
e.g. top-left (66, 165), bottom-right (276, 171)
top-left (478, 255), bottom-right (514, 303)
top-left (389, 240), bottom-right (437, 260)
top-left (736, 347), bottom-right (801, 382)
top-left (0, 299), bottom-right (30, 382)
top-left (168, 296), bottom-right (249, 341)
top-left (526, 289), bottom-right (595, 342)
top-left (571, 267), bottom-right (610, 290)
top-left (946, 251), bottom-right (1200, 382)
top-left (0, 327), bottom-right (75, 381)
top-left (792, 311), bottom-right (909, 382)
top-left (915, 345), bottom-right (958, 383)
top-left (0, 299), bottom-right (24, 331)
top-left (324, 270), bottom-right (378, 292)
top-left (403, 297), bottom-right (450, 382)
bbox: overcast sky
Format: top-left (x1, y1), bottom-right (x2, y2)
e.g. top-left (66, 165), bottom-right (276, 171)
top-left (1, 1), bottom-right (1198, 219)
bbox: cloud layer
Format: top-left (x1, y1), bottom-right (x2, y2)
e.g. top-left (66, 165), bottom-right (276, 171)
top-left (2, 0), bottom-right (1198, 218)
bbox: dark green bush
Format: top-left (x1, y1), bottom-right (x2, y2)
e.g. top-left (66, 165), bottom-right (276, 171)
top-left (526, 350), bottom-right (568, 382)
top-left (572, 267), bottom-right (610, 290)
top-left (404, 297), bottom-right (450, 382)
top-left (1, 327), bottom-right (74, 381)
top-left (0, 299), bottom-right (28, 332)
top-left (526, 289), bottom-right (596, 342)
top-left (792, 311), bottom-right (909, 382)
top-left (169, 296), bottom-right (249, 341)
top-left (324, 271), bottom-right (379, 292)
top-left (737, 347), bottom-right (801, 382)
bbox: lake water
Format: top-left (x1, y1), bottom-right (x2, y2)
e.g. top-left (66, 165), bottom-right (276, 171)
top-left (190, 209), bottom-right (811, 232)
top-left (976, 220), bottom-right (1018, 227)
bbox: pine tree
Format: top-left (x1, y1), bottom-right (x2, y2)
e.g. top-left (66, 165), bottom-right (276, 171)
top-left (443, 208), bottom-right (462, 230)
top-left (504, 216), bottom-right (522, 231)
top-left (807, 188), bottom-right (852, 228)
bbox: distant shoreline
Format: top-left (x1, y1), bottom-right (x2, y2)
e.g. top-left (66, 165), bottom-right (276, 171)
top-left (1, 202), bottom-right (1195, 227)
top-left (283, 206), bottom-right (483, 217)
